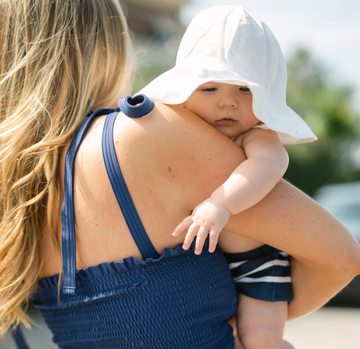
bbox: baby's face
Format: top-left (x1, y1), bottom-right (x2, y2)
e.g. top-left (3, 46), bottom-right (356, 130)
top-left (183, 82), bottom-right (260, 138)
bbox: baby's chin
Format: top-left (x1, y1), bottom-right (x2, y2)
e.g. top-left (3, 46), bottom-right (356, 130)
top-left (215, 127), bottom-right (242, 139)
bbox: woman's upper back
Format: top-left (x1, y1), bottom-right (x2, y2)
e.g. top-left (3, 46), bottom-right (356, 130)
top-left (35, 99), bottom-right (240, 348)
top-left (41, 102), bottom-right (246, 278)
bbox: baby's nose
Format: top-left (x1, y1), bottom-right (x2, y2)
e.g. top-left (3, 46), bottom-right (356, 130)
top-left (219, 94), bottom-right (238, 108)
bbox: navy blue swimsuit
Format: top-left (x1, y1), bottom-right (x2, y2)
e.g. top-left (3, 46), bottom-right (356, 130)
top-left (30, 95), bottom-right (238, 349)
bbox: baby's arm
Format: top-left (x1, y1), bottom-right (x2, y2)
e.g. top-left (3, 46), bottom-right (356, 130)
top-left (173, 128), bottom-right (289, 254)
top-left (213, 128), bottom-right (289, 214)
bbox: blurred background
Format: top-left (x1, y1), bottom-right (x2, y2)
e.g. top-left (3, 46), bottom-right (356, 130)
top-left (1, 0), bottom-right (360, 348)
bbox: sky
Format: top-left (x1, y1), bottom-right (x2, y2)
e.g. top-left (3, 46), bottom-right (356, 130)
top-left (180, 0), bottom-right (360, 111)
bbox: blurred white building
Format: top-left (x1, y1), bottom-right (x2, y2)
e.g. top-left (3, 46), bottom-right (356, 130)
top-left (122, 0), bottom-right (187, 39)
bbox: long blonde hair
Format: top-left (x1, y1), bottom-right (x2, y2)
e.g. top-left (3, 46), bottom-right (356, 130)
top-left (0, 0), bottom-right (132, 333)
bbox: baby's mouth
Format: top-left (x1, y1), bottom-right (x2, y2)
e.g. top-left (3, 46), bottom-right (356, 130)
top-left (216, 117), bottom-right (237, 126)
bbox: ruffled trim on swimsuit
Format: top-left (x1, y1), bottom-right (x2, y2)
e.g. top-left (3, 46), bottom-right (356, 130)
top-left (32, 242), bottom-right (204, 309)
top-left (39, 242), bottom-right (190, 287)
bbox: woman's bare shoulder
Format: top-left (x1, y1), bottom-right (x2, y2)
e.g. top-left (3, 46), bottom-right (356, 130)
top-left (113, 101), bottom-right (246, 214)
top-left (114, 102), bottom-right (246, 198)
top-left (116, 102), bottom-right (238, 142)
top-left (115, 102), bottom-right (239, 150)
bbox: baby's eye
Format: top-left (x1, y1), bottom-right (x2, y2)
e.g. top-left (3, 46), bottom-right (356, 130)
top-left (202, 87), bottom-right (217, 92)
top-left (239, 87), bottom-right (250, 92)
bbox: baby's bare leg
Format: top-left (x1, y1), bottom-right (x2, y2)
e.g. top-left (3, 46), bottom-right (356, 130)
top-left (228, 317), bottom-right (245, 349)
top-left (236, 294), bottom-right (295, 349)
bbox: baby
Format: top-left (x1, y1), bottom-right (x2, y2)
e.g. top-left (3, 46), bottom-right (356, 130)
top-left (174, 81), bottom-right (289, 254)
top-left (139, 6), bottom-right (316, 349)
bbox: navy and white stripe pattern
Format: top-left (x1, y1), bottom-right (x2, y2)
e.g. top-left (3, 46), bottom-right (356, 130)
top-left (223, 245), bottom-right (293, 302)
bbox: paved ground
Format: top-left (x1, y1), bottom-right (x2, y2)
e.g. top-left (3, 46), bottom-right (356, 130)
top-left (1, 306), bottom-right (359, 348)
top-left (284, 307), bottom-right (360, 349)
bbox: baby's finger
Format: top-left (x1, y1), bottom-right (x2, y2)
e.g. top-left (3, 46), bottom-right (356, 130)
top-left (182, 222), bottom-right (200, 250)
top-left (172, 216), bottom-right (193, 236)
top-left (208, 228), bottom-right (221, 253)
top-left (195, 226), bottom-right (209, 255)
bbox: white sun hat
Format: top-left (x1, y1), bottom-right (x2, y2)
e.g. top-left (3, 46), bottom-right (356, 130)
top-left (137, 5), bottom-right (317, 144)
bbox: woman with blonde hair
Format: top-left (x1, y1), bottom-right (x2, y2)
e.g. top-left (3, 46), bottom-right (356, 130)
top-left (1, 1), bottom-right (360, 348)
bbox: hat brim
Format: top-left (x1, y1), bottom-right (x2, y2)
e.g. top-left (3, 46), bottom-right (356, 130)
top-left (138, 62), bottom-right (317, 144)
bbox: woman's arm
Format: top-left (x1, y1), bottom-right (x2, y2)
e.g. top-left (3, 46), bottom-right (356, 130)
top-left (221, 180), bottom-right (360, 319)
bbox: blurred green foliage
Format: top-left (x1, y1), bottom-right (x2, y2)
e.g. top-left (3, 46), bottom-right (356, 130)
top-left (132, 63), bottom-right (170, 96)
top-left (132, 42), bottom-right (176, 94)
top-left (133, 46), bottom-right (360, 197)
top-left (285, 48), bottom-right (360, 196)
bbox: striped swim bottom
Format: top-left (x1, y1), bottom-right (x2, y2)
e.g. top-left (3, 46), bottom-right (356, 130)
top-left (223, 245), bottom-right (292, 302)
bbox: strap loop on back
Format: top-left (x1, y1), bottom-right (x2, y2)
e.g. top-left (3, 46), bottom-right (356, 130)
top-left (118, 94), bottom-right (154, 118)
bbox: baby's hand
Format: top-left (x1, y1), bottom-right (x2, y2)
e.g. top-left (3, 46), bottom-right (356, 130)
top-left (172, 198), bottom-right (231, 255)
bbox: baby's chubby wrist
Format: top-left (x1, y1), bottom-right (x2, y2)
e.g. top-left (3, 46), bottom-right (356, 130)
top-left (210, 191), bottom-right (235, 215)
top-left (192, 198), bottom-right (231, 229)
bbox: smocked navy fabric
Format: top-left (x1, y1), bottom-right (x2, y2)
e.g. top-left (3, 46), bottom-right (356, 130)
top-left (31, 95), bottom-right (237, 349)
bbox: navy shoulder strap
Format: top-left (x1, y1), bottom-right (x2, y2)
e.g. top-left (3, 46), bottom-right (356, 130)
top-left (102, 107), bottom-right (159, 262)
top-left (11, 325), bottom-right (29, 349)
top-left (102, 95), bottom-right (158, 260)
top-left (61, 108), bottom-right (115, 295)
top-left (61, 95), bottom-right (157, 295)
